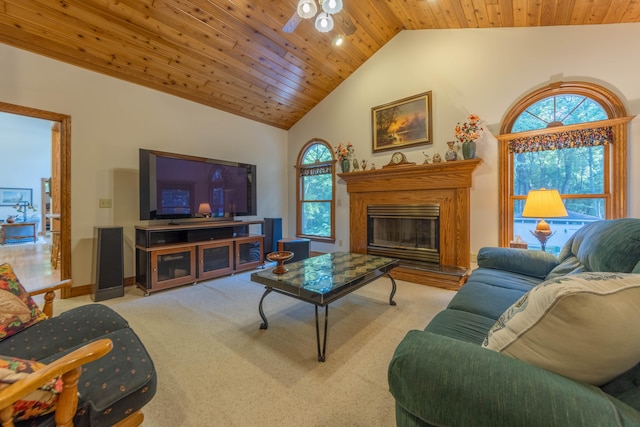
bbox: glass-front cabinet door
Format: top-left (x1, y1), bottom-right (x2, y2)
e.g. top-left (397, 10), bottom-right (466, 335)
top-left (150, 246), bottom-right (197, 290)
top-left (235, 236), bottom-right (264, 272)
top-left (198, 240), bottom-right (234, 280)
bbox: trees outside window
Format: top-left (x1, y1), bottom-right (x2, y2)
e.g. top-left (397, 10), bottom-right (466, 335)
top-left (498, 82), bottom-right (630, 254)
top-left (296, 139), bottom-right (335, 242)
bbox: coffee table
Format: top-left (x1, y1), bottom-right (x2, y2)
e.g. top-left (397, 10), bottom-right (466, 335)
top-left (250, 252), bottom-right (399, 361)
top-left (0, 222), bottom-right (37, 245)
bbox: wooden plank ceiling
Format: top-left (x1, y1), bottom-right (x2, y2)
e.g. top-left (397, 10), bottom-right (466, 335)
top-left (1, 1), bottom-right (639, 130)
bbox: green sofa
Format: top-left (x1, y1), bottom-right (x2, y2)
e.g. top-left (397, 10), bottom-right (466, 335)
top-left (388, 218), bottom-right (640, 426)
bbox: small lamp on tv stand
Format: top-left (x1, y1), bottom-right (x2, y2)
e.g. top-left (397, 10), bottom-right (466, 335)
top-left (198, 203), bottom-right (212, 218)
top-left (522, 188), bottom-right (568, 252)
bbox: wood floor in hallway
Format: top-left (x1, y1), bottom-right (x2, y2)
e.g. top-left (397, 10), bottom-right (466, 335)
top-left (0, 233), bottom-right (61, 292)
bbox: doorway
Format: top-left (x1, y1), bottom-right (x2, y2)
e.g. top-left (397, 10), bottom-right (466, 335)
top-left (0, 101), bottom-right (71, 297)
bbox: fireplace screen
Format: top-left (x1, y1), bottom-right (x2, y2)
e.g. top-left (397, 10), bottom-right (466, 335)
top-left (367, 204), bottom-right (440, 264)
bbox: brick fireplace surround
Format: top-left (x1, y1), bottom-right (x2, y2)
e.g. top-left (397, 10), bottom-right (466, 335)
top-left (338, 158), bottom-right (482, 290)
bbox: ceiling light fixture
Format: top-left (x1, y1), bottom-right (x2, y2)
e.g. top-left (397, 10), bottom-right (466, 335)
top-left (322, 0), bottom-right (343, 14)
top-left (333, 34), bottom-right (344, 46)
top-left (315, 12), bottom-right (334, 32)
top-left (297, 0), bottom-right (345, 36)
top-left (297, 0), bottom-right (318, 19)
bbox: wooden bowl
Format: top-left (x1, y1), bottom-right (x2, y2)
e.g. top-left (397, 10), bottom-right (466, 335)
top-left (266, 251), bottom-right (294, 274)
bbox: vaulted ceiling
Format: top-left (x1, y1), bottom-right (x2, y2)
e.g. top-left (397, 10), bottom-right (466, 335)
top-left (1, 1), bottom-right (639, 129)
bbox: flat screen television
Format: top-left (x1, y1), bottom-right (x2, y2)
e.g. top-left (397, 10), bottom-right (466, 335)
top-left (139, 149), bottom-right (257, 221)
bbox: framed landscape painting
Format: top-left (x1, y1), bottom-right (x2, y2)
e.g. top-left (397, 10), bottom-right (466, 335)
top-left (0, 188), bottom-right (32, 206)
top-left (372, 91), bottom-right (433, 153)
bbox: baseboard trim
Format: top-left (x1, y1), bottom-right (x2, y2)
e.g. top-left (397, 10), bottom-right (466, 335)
top-left (68, 276), bottom-right (136, 298)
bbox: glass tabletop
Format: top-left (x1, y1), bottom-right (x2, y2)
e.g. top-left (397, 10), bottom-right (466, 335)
top-left (251, 252), bottom-right (398, 304)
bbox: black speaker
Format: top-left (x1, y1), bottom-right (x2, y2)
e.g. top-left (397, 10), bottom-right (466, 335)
top-left (278, 238), bottom-right (310, 263)
top-left (264, 218), bottom-right (282, 255)
top-left (92, 226), bottom-right (124, 302)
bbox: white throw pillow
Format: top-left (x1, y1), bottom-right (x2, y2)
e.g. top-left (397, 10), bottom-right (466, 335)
top-left (482, 272), bottom-right (640, 385)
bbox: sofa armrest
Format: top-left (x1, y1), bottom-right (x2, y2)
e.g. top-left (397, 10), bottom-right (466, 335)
top-left (389, 330), bottom-right (640, 427)
top-left (476, 247), bottom-right (559, 279)
top-left (0, 338), bottom-right (112, 427)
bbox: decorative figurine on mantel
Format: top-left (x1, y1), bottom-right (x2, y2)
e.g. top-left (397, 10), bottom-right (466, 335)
top-left (422, 152), bottom-right (431, 164)
top-left (445, 141), bottom-right (458, 161)
top-left (370, 163), bottom-right (376, 170)
top-left (361, 159), bottom-right (368, 170)
top-left (432, 153), bottom-right (442, 163)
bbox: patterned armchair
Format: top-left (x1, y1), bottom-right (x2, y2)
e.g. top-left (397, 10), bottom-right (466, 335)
top-left (0, 264), bottom-right (156, 426)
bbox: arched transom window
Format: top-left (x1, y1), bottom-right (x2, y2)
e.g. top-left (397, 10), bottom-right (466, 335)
top-left (295, 139), bottom-right (336, 242)
top-left (498, 81), bottom-right (631, 254)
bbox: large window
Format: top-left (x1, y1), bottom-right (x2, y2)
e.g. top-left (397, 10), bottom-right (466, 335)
top-left (295, 139), bottom-right (335, 242)
top-left (498, 82), bottom-right (630, 254)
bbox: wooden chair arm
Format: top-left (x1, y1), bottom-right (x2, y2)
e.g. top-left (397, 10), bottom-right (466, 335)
top-left (0, 338), bottom-right (112, 427)
top-left (28, 279), bottom-right (73, 318)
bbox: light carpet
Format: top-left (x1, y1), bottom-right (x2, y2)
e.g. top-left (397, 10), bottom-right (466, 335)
top-left (54, 270), bottom-right (455, 427)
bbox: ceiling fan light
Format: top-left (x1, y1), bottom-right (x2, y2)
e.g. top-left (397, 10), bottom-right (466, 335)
top-left (315, 12), bottom-right (334, 32)
top-left (322, 0), bottom-right (343, 14)
top-left (297, 0), bottom-right (318, 19)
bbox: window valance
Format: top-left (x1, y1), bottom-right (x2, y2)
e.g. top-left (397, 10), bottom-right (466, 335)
top-left (508, 126), bottom-right (614, 154)
top-left (299, 164), bottom-right (332, 176)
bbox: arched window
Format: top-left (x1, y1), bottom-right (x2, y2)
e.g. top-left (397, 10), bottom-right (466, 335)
top-left (295, 139), bottom-right (336, 242)
top-left (497, 81), bottom-right (631, 254)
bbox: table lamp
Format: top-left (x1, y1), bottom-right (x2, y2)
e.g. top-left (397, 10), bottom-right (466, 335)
top-left (522, 188), bottom-right (568, 252)
top-left (197, 202), bottom-right (212, 218)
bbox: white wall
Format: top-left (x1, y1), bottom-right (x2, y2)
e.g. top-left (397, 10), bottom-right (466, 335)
top-left (288, 23), bottom-right (640, 256)
top-left (0, 43), bottom-right (288, 286)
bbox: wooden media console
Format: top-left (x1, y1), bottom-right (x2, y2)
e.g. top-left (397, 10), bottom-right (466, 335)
top-left (135, 220), bottom-right (264, 294)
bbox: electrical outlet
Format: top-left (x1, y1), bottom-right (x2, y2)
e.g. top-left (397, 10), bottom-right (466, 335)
top-left (99, 198), bottom-right (112, 208)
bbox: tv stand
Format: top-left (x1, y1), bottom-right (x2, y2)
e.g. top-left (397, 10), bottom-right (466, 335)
top-left (135, 220), bottom-right (264, 294)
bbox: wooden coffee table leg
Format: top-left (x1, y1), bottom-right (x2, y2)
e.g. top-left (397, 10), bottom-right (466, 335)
top-left (315, 305), bottom-right (329, 362)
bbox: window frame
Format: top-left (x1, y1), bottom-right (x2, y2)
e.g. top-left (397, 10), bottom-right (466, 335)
top-left (497, 81), bottom-right (631, 247)
top-left (295, 138), bottom-right (336, 243)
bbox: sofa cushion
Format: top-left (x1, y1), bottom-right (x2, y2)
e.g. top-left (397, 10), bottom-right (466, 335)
top-left (483, 272), bottom-right (640, 385)
top-left (425, 309), bottom-right (497, 345)
top-left (0, 264), bottom-right (47, 341)
top-left (0, 304), bottom-right (130, 361)
top-left (601, 363), bottom-right (640, 411)
top-left (462, 267), bottom-right (543, 293)
top-left (38, 327), bottom-right (156, 427)
top-left (448, 281), bottom-right (529, 320)
top-left (548, 219), bottom-right (640, 279)
top-left (0, 355), bottom-right (62, 421)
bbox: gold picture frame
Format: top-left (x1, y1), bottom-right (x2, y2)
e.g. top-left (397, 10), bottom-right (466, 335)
top-left (372, 91), bottom-right (432, 153)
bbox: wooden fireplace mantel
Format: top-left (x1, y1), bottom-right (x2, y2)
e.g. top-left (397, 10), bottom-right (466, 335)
top-left (338, 158), bottom-right (483, 290)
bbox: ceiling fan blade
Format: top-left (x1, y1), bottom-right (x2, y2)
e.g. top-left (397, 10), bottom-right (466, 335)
top-left (283, 12), bottom-right (302, 33)
top-left (336, 14), bottom-right (356, 35)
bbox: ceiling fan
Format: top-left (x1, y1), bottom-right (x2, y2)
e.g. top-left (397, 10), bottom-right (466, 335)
top-left (283, 0), bottom-right (356, 35)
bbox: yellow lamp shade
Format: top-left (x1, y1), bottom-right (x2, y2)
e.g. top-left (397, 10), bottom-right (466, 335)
top-left (522, 188), bottom-right (568, 218)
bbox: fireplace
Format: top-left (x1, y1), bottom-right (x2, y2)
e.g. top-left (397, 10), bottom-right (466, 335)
top-left (367, 204), bottom-right (440, 264)
top-left (338, 159), bottom-right (482, 290)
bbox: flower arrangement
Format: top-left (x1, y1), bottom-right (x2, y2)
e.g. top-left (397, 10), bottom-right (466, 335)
top-left (334, 142), bottom-right (354, 161)
top-left (454, 114), bottom-right (484, 144)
